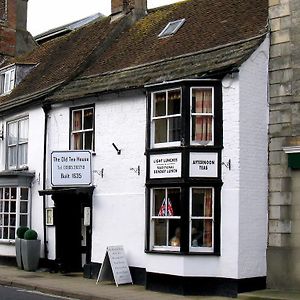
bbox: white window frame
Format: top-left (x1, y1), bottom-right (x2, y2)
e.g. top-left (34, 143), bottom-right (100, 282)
top-left (190, 87), bottom-right (214, 146)
top-left (6, 116), bottom-right (29, 170)
top-left (158, 18), bottom-right (186, 38)
top-left (71, 107), bottom-right (94, 150)
top-left (150, 187), bottom-right (181, 252)
top-left (0, 68), bottom-right (15, 95)
top-left (151, 88), bottom-right (182, 148)
top-left (189, 187), bottom-right (214, 253)
top-left (0, 186), bottom-right (30, 243)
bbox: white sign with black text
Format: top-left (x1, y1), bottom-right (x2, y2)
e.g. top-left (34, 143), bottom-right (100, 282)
top-left (96, 245), bottom-right (133, 287)
top-left (51, 150), bottom-right (92, 186)
top-left (150, 153), bottom-right (182, 179)
top-left (189, 152), bottom-right (218, 178)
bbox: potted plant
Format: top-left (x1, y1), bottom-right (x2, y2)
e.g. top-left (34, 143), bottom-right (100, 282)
top-left (21, 229), bottom-right (41, 271)
top-left (15, 226), bottom-right (29, 269)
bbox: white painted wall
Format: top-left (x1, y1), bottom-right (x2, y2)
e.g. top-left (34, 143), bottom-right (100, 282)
top-left (238, 36), bottom-right (269, 278)
top-left (0, 107), bottom-right (45, 257)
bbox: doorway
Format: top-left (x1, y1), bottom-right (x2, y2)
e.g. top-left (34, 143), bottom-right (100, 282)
top-left (51, 188), bottom-right (93, 273)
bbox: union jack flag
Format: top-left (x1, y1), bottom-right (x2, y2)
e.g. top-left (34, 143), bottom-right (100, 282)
top-left (158, 198), bottom-right (174, 216)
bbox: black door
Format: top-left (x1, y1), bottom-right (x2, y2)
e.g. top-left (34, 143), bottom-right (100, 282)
top-left (55, 194), bottom-right (83, 272)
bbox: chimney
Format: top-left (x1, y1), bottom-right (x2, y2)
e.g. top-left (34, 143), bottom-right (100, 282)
top-left (111, 0), bottom-right (147, 18)
top-left (0, 0), bottom-right (35, 58)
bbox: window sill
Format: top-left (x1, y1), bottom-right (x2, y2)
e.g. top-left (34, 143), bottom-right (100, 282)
top-left (0, 240), bottom-right (15, 245)
top-left (145, 249), bottom-right (220, 256)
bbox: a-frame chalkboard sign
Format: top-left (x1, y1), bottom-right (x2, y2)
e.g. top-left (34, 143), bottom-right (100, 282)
top-left (96, 245), bottom-right (133, 287)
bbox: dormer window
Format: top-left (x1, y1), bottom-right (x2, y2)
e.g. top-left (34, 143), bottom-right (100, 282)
top-left (0, 68), bottom-right (15, 95)
top-left (158, 19), bottom-right (185, 38)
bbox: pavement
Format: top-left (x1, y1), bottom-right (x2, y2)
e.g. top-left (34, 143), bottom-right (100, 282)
top-left (0, 265), bottom-right (300, 300)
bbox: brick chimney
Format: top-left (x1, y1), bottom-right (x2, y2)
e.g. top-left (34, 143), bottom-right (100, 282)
top-left (111, 0), bottom-right (147, 17)
top-left (0, 0), bottom-right (35, 58)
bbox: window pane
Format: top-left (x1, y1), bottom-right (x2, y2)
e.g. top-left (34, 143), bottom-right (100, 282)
top-left (20, 188), bottom-right (28, 200)
top-left (4, 202), bottom-right (9, 212)
top-left (154, 219), bottom-right (167, 246)
top-left (169, 117), bottom-right (181, 142)
top-left (169, 220), bottom-right (181, 247)
top-left (0, 215), bottom-right (2, 226)
top-left (9, 227), bottom-right (15, 239)
top-left (83, 109), bottom-right (93, 130)
top-left (19, 118), bottom-right (29, 143)
top-left (20, 201), bottom-right (28, 213)
top-left (84, 131), bottom-right (93, 150)
top-left (192, 88), bottom-right (212, 113)
top-left (167, 189), bottom-right (181, 216)
top-left (10, 201), bottom-right (16, 213)
top-left (7, 122), bottom-right (18, 145)
top-left (192, 116), bottom-right (213, 142)
top-left (192, 189), bottom-right (212, 217)
top-left (191, 219), bottom-right (212, 247)
top-left (4, 188), bottom-right (9, 199)
top-left (154, 119), bottom-right (167, 144)
top-left (10, 214), bottom-right (16, 226)
top-left (10, 188), bottom-right (16, 199)
top-left (72, 133), bottom-right (83, 150)
top-left (3, 227), bottom-right (8, 239)
top-left (8, 146), bottom-right (17, 167)
top-left (73, 111), bottom-right (82, 131)
top-left (18, 143), bottom-right (28, 166)
top-left (167, 90), bottom-right (181, 115)
top-left (153, 92), bottom-right (166, 117)
top-left (153, 189), bottom-right (165, 216)
top-left (0, 200), bottom-right (3, 212)
top-left (20, 215), bottom-right (28, 227)
top-left (4, 215), bottom-right (8, 225)
top-left (0, 188), bottom-right (2, 199)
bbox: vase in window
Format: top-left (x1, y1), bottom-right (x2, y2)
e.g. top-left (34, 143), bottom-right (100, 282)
top-left (21, 229), bottom-right (41, 272)
top-left (15, 226), bottom-right (29, 269)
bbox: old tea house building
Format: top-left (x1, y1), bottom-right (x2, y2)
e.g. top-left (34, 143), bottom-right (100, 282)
top-left (0, 0), bottom-right (269, 297)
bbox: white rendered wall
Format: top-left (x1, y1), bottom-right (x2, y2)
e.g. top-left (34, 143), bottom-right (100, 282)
top-left (47, 91), bottom-right (147, 268)
top-left (238, 37), bottom-right (269, 278)
top-left (0, 107), bottom-right (45, 257)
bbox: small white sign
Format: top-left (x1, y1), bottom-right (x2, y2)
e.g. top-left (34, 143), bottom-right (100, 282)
top-left (96, 245), bottom-right (133, 287)
top-left (150, 153), bottom-right (181, 179)
top-left (189, 152), bottom-right (218, 178)
top-left (51, 151), bottom-right (92, 186)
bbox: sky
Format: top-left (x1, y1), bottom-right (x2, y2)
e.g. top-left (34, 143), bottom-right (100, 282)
top-left (27, 0), bottom-right (180, 36)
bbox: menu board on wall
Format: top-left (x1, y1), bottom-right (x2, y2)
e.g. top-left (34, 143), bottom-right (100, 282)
top-left (189, 152), bottom-right (218, 178)
top-left (150, 153), bottom-right (182, 179)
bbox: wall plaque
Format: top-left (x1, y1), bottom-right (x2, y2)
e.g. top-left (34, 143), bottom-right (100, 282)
top-left (189, 152), bottom-right (218, 178)
top-left (51, 150), bottom-right (92, 186)
top-left (150, 153), bottom-right (181, 179)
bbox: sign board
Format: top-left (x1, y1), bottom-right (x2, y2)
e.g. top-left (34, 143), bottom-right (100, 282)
top-left (51, 151), bottom-right (92, 186)
top-left (189, 152), bottom-right (218, 178)
top-left (150, 153), bottom-right (181, 179)
top-left (96, 245), bottom-right (133, 287)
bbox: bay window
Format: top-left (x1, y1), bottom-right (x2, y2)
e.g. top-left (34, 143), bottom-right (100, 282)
top-left (71, 106), bottom-right (94, 150)
top-left (146, 80), bottom-right (221, 255)
top-left (7, 117), bottom-right (28, 169)
top-left (0, 187), bottom-right (29, 241)
top-left (152, 89), bottom-right (181, 146)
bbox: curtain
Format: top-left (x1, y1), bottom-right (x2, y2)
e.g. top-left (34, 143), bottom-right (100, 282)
top-left (204, 189), bottom-right (212, 247)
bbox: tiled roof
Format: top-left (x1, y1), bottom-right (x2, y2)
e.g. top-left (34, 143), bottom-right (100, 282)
top-left (0, 0), bottom-right (268, 113)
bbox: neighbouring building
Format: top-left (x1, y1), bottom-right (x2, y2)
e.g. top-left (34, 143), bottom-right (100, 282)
top-left (268, 0), bottom-right (300, 290)
top-left (0, 0), bottom-right (269, 297)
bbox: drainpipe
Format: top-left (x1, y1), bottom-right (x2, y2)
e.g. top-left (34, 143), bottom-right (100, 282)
top-left (42, 104), bottom-right (51, 263)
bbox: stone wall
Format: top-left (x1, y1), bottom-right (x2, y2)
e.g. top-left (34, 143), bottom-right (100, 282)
top-left (268, 0), bottom-right (300, 289)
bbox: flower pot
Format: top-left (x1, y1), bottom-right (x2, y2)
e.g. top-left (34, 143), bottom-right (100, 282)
top-left (21, 239), bottom-right (40, 271)
top-left (15, 237), bottom-right (23, 269)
